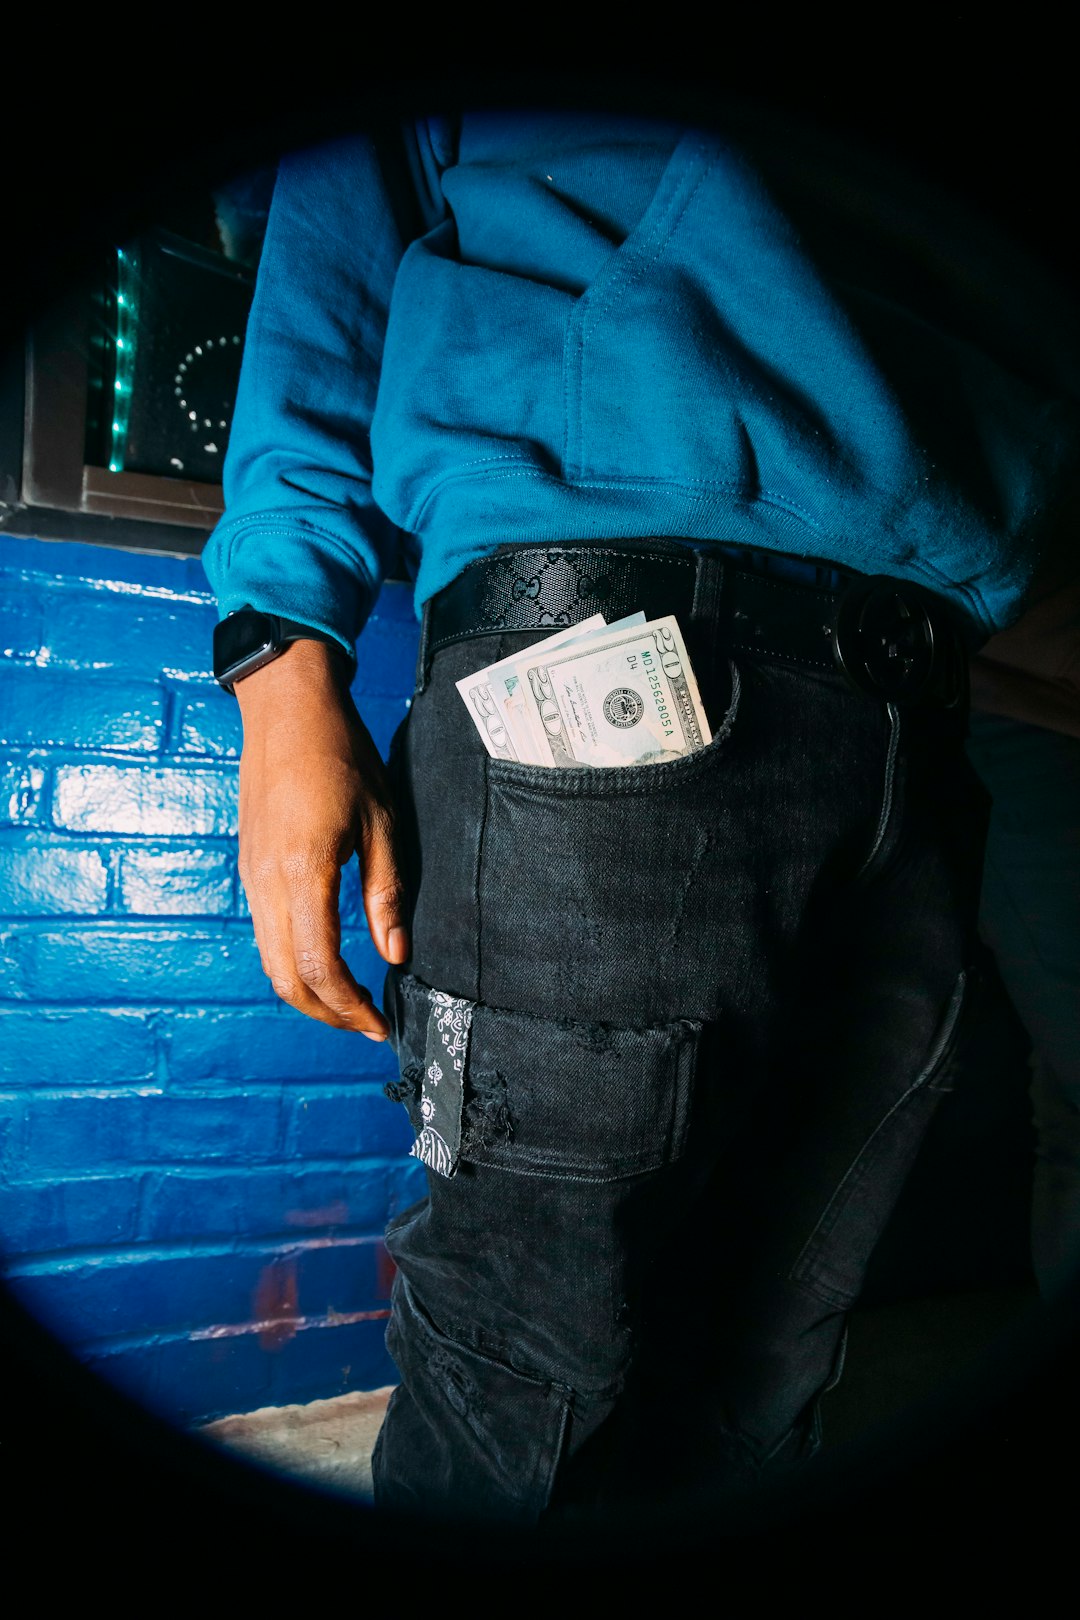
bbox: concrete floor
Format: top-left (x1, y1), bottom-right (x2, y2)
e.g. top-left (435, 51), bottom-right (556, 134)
top-left (198, 1284), bottom-right (1037, 1503)
top-left (201, 1386), bottom-right (393, 1500)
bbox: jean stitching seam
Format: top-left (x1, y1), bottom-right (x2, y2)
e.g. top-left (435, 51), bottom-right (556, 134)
top-left (483, 722), bottom-right (738, 797)
top-left (475, 749), bottom-right (491, 1003)
top-left (790, 968), bottom-right (970, 1294)
top-left (855, 702), bottom-right (902, 879)
top-left (395, 970), bottom-right (703, 1040)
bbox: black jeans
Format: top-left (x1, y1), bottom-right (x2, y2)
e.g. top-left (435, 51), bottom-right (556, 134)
top-left (370, 576), bottom-right (990, 1523)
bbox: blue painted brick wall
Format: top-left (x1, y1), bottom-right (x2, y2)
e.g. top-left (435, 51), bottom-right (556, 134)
top-left (0, 533), bottom-right (427, 1424)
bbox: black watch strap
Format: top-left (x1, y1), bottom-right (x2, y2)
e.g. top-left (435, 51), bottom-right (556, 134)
top-left (213, 607), bottom-right (356, 693)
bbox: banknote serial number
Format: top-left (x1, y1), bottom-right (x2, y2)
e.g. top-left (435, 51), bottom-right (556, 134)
top-left (624, 646), bottom-right (676, 737)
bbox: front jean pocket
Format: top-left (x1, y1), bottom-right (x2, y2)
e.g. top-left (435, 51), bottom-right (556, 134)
top-left (476, 667), bottom-right (744, 1027)
top-left (385, 968), bottom-right (702, 1183)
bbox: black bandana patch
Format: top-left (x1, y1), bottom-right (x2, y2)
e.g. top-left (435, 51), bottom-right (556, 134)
top-left (409, 989), bottom-right (474, 1178)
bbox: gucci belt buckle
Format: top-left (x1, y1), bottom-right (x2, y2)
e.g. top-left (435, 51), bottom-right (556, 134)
top-left (831, 575), bottom-right (959, 705)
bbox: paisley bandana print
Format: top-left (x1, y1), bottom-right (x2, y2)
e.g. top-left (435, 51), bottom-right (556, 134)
top-left (410, 989), bottom-right (475, 1178)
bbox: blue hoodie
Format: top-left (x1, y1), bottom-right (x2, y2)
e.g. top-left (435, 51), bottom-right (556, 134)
top-left (203, 108), bottom-right (1080, 653)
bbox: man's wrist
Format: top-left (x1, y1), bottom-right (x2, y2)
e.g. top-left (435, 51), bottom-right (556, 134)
top-left (214, 606), bottom-right (356, 694)
top-left (233, 637), bottom-right (352, 712)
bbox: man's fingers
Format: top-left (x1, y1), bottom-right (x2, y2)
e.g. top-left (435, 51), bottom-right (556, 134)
top-left (290, 864), bottom-right (390, 1037)
top-left (360, 803), bottom-right (410, 965)
top-left (250, 866), bottom-right (390, 1038)
top-left (269, 951), bottom-right (389, 1037)
top-left (292, 949), bottom-right (390, 1039)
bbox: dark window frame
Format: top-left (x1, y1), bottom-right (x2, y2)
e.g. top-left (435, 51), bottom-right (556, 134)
top-left (2, 278), bottom-right (223, 559)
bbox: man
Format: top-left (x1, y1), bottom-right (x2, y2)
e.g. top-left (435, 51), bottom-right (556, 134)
top-left (204, 107), bottom-right (1080, 1521)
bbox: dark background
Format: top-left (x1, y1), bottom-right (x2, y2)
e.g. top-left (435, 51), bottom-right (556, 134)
top-left (3, 44), bottom-right (1077, 1579)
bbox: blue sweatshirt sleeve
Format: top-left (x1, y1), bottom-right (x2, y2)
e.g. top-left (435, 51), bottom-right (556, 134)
top-left (201, 134), bottom-right (407, 652)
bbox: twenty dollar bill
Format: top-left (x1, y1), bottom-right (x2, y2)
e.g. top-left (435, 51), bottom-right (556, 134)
top-left (515, 616), bottom-right (711, 768)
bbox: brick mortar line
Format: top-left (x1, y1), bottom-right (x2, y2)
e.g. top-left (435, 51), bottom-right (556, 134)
top-left (1, 750), bottom-right (239, 768)
top-left (3, 1230), bottom-right (387, 1276)
top-left (0, 996), bottom-right (383, 1011)
top-left (3, 1155), bottom-right (411, 1181)
top-left (0, 918), bottom-right (265, 934)
top-left (0, 915), bottom-right (242, 926)
top-left (0, 1082), bottom-right (394, 1098)
top-left (82, 1309), bottom-right (392, 1359)
top-left (0, 833), bottom-right (240, 845)
top-left (2, 1238), bottom-right (394, 1276)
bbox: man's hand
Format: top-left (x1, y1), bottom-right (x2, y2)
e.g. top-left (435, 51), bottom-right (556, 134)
top-left (234, 639), bottom-right (408, 1038)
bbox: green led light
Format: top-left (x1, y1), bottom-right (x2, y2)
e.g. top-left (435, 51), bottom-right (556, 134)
top-left (109, 242), bottom-right (138, 474)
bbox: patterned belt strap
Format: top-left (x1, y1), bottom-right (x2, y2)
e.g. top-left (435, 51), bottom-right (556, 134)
top-left (424, 541), bottom-right (966, 707)
top-left (425, 542), bottom-right (700, 655)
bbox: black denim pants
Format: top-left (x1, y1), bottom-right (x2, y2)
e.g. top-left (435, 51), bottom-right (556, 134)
top-left (370, 565), bottom-right (990, 1523)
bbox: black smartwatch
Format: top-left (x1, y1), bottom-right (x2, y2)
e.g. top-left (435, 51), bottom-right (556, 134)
top-left (213, 607), bottom-right (356, 694)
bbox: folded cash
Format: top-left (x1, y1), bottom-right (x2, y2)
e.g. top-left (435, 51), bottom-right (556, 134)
top-left (455, 614), bottom-right (608, 762)
top-left (458, 613), bottom-right (711, 768)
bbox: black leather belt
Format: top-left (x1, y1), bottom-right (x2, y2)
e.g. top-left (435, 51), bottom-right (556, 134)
top-left (424, 542), bottom-right (967, 708)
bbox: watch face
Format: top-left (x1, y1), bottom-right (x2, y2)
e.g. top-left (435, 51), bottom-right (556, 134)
top-left (213, 610), bottom-right (275, 680)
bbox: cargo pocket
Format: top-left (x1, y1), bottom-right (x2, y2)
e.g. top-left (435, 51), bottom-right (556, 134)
top-left (789, 963), bottom-right (979, 1310)
top-left (385, 967), bottom-right (702, 1182)
top-left (376, 1270), bottom-right (571, 1523)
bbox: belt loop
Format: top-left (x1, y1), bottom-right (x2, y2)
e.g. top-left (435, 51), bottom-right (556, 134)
top-left (690, 548), bottom-right (727, 707)
top-left (414, 601), bottom-right (433, 696)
